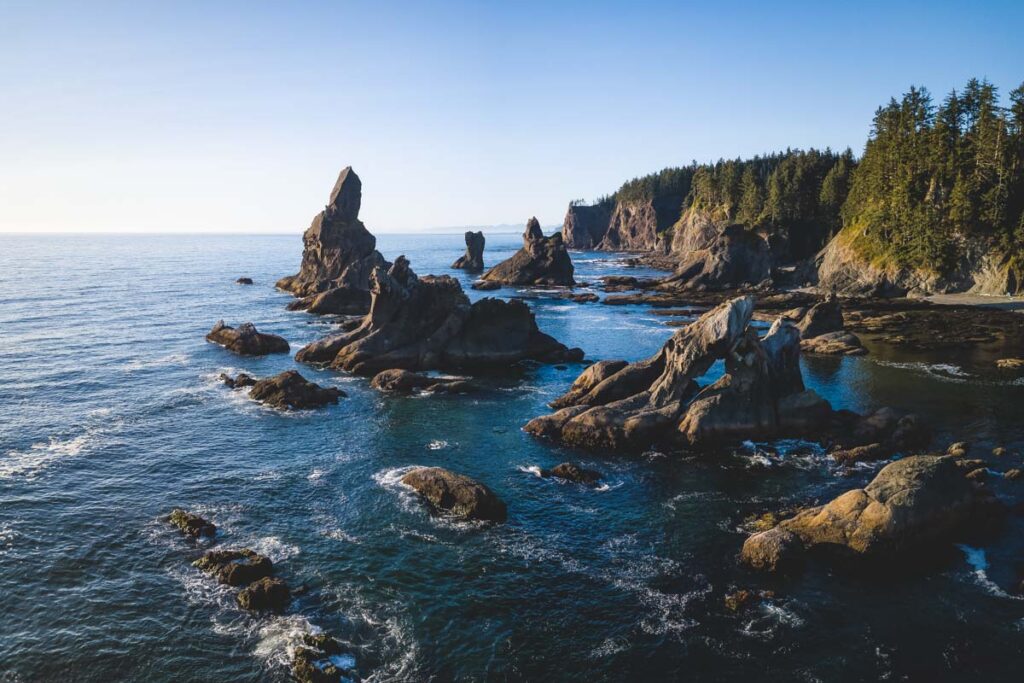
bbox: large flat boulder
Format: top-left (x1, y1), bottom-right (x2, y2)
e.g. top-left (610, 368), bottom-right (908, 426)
top-left (248, 370), bottom-right (344, 410)
top-left (206, 321), bottom-right (289, 356)
top-left (400, 467), bottom-right (507, 522)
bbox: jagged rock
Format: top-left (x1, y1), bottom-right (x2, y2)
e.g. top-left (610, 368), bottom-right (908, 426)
top-left (471, 280), bottom-right (501, 291)
top-left (248, 370), bottom-right (344, 410)
top-left (791, 293), bottom-right (866, 355)
top-left (452, 231), bottom-right (485, 272)
top-left (296, 256), bottom-right (582, 374)
top-left (400, 467), bottom-right (507, 522)
top-left (276, 167), bottom-right (388, 309)
top-left (724, 588), bottom-right (775, 612)
top-left (481, 218), bottom-right (575, 286)
top-left (236, 576), bottom-right (291, 612)
top-left (742, 455), bottom-right (996, 570)
top-left (193, 549), bottom-right (273, 586)
top-left (168, 509), bottom-right (216, 538)
top-left (219, 372), bottom-right (256, 389)
top-left (235, 277), bottom-right (253, 285)
top-left (562, 203), bottom-right (614, 249)
top-left (370, 369), bottom-right (475, 394)
top-left (658, 225), bottom-right (771, 291)
top-left (293, 634), bottom-right (355, 683)
top-left (288, 286), bottom-right (372, 316)
top-left (540, 462), bottom-right (602, 485)
top-left (206, 321), bottom-right (289, 356)
top-left (525, 297), bottom-right (830, 450)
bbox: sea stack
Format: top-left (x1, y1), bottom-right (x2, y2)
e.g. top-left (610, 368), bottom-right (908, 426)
top-left (480, 218), bottom-right (575, 286)
top-left (452, 230), bottom-right (485, 272)
top-left (276, 167), bottom-right (388, 314)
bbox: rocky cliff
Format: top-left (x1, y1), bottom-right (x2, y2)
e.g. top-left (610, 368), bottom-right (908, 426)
top-left (561, 196), bottom-right (678, 253)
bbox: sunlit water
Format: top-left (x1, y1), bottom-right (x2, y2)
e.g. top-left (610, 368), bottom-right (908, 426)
top-left (1, 233), bottom-right (1023, 681)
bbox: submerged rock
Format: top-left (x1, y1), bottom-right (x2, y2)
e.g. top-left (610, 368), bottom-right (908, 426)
top-left (295, 256), bottom-right (582, 374)
top-left (742, 455), bottom-right (996, 570)
top-left (293, 634), bottom-right (355, 683)
top-left (480, 218), bottom-right (575, 286)
top-left (193, 549), bottom-right (273, 586)
top-left (236, 576), bottom-right (291, 612)
top-left (219, 372), bottom-right (256, 389)
top-left (452, 230), bottom-right (485, 272)
top-left (206, 321), bottom-right (289, 356)
top-left (168, 509), bottom-right (216, 538)
top-left (370, 369), bottom-right (475, 394)
top-left (541, 462), bottom-right (602, 485)
top-left (525, 296), bottom-right (829, 450)
top-left (276, 167), bottom-right (388, 311)
top-left (400, 467), bottom-right (507, 522)
top-left (235, 277), bottom-right (253, 285)
top-left (248, 370), bottom-right (344, 410)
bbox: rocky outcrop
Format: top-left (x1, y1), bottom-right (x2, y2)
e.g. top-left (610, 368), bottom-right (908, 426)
top-left (236, 576), bottom-right (291, 612)
top-left (292, 634), bottom-right (356, 683)
top-left (219, 372), bottom-right (256, 389)
top-left (193, 549), bottom-right (273, 587)
top-left (791, 294), bottom-right (866, 355)
top-left (296, 256), bottom-right (583, 374)
top-left (828, 407), bottom-right (930, 465)
top-left (481, 218), bottom-right (575, 286)
top-left (168, 509), bottom-right (216, 538)
top-left (658, 225), bottom-right (771, 291)
top-left (562, 192), bottom-right (684, 252)
top-left (400, 467), bottom-right (507, 522)
top-left (996, 358), bottom-right (1024, 371)
top-left (370, 369), bottom-right (475, 394)
top-left (525, 296), bottom-right (830, 450)
top-left (562, 203), bottom-right (613, 249)
top-left (741, 455), bottom-right (996, 570)
top-left (451, 231), bottom-right (485, 272)
top-left (206, 321), bottom-right (289, 356)
top-left (276, 167), bottom-right (388, 312)
top-left (541, 462), bottom-right (602, 485)
top-left (248, 370), bottom-right (344, 410)
top-left (235, 277), bottom-right (253, 285)
top-left (287, 286), bottom-right (371, 316)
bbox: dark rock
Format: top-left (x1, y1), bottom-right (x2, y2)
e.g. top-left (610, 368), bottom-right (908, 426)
top-left (452, 231), bottom-right (485, 272)
top-left (743, 455), bottom-right (996, 570)
top-left (236, 576), bottom-right (291, 612)
top-left (996, 358), bottom-right (1024, 371)
top-left (219, 372), bottom-right (256, 389)
top-left (541, 462), bottom-right (602, 485)
top-left (471, 280), bottom-right (501, 291)
top-left (400, 467), bottom-right (507, 522)
top-left (724, 588), bottom-right (774, 613)
top-left (658, 225), bottom-right (771, 291)
top-left (289, 285), bottom-right (373, 316)
top-left (206, 321), bottom-right (289, 356)
top-left (276, 167), bottom-right (388, 309)
top-left (561, 202), bottom-right (614, 249)
top-left (800, 330), bottom-right (867, 355)
top-left (568, 292), bottom-right (599, 303)
top-left (296, 256), bottom-right (582, 374)
top-left (235, 277), bottom-right (253, 285)
top-left (827, 408), bottom-right (931, 464)
top-left (168, 509), bottom-right (216, 538)
top-left (1005, 469), bottom-right (1022, 481)
top-left (248, 370), bottom-right (344, 410)
top-left (193, 549), bottom-right (273, 586)
top-left (793, 294), bottom-right (866, 355)
top-left (370, 369), bottom-right (475, 394)
top-left (481, 218), bottom-right (575, 286)
top-left (292, 633), bottom-right (354, 683)
top-left (526, 297), bottom-right (829, 450)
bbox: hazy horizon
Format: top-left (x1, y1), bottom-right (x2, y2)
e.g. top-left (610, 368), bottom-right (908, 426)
top-left (2, 0), bottom-right (1022, 235)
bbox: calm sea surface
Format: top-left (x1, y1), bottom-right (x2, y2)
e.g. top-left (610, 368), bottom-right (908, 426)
top-left (1, 233), bottom-right (1023, 682)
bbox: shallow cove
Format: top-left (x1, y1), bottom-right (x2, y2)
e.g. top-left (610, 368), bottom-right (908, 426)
top-left (1, 233), bottom-right (1023, 681)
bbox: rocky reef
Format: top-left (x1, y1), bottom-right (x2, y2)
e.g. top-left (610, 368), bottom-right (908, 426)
top-left (525, 296), bottom-right (830, 450)
top-left (206, 321), bottom-right (289, 356)
top-left (741, 455), bottom-right (998, 572)
top-left (451, 230), bottom-right (485, 272)
top-left (480, 218), bottom-right (575, 286)
top-left (168, 509), bottom-right (216, 538)
top-left (276, 167), bottom-right (388, 313)
top-left (248, 370), bottom-right (344, 410)
top-left (400, 467), bottom-right (507, 522)
top-left (296, 256), bottom-right (582, 374)
top-left (369, 369), bottom-right (475, 394)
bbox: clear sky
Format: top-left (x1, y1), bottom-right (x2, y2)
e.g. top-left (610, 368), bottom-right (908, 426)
top-left (1, 1), bottom-right (1022, 234)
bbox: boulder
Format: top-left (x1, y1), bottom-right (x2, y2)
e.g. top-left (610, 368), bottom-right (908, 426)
top-left (193, 549), bottom-right (273, 586)
top-left (248, 370), bottom-right (344, 410)
top-left (219, 372), bottom-right (256, 389)
top-left (276, 167), bottom-right (388, 310)
top-left (236, 576), bottom-right (291, 612)
top-left (996, 358), bottom-right (1024, 371)
top-left (235, 277), bottom-right (253, 285)
top-left (480, 218), bottom-right (575, 286)
top-left (168, 509), bottom-right (216, 538)
top-left (400, 467), bottom-right (507, 522)
top-left (800, 330), bottom-right (867, 355)
top-left (292, 634), bottom-right (354, 683)
top-left (525, 297), bottom-right (830, 450)
top-left (742, 455), bottom-right (995, 570)
top-left (370, 369), bottom-right (475, 394)
top-left (451, 231), bottom-right (485, 272)
top-left (793, 293), bottom-right (866, 355)
top-left (288, 285), bottom-right (372, 316)
top-left (206, 321), bottom-right (289, 356)
top-left (739, 528), bottom-right (804, 572)
top-left (296, 256), bottom-right (582, 375)
top-left (658, 225), bottom-right (771, 291)
top-left (471, 280), bottom-right (501, 291)
top-left (541, 462), bottom-right (602, 485)
top-left (827, 408), bottom-right (930, 464)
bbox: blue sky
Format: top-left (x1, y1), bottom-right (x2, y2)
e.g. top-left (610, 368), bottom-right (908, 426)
top-left (1, 0), bottom-right (1022, 233)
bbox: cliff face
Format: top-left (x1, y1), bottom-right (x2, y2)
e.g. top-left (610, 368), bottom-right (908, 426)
top-left (561, 196), bottom-right (679, 253)
top-left (562, 204), bottom-right (612, 250)
top-left (276, 167), bottom-right (387, 297)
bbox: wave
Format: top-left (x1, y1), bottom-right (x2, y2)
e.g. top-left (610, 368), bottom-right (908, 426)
top-left (122, 351), bottom-right (190, 373)
top-left (0, 417), bottom-right (122, 480)
top-left (875, 360), bottom-right (984, 384)
top-left (956, 544), bottom-right (1024, 600)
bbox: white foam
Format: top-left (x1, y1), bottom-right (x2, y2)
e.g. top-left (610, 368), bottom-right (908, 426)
top-left (519, 465), bottom-right (544, 477)
top-left (956, 544), bottom-right (1022, 600)
top-left (426, 440), bottom-right (449, 451)
top-left (122, 351), bottom-right (190, 372)
top-left (1, 429), bottom-right (102, 480)
top-left (250, 536), bottom-right (301, 563)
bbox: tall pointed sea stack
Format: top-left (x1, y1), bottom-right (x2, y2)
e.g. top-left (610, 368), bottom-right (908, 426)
top-left (276, 167), bottom-right (388, 314)
top-left (480, 218), bottom-right (575, 286)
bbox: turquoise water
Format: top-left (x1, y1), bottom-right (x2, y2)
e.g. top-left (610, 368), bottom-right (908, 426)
top-left (1, 233), bottom-right (1023, 681)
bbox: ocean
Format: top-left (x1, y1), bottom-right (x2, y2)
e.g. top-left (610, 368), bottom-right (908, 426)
top-left (1, 232), bottom-right (1023, 681)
